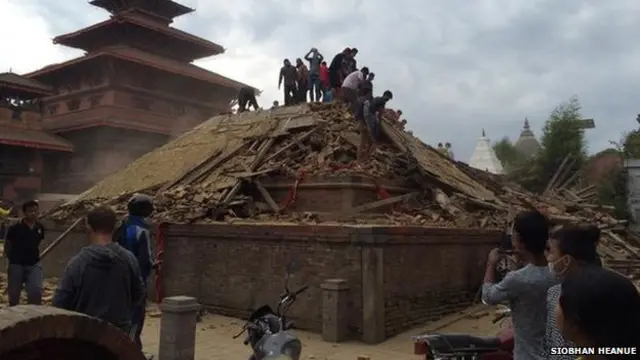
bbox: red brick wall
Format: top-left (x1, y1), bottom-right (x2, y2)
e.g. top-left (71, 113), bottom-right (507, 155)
top-left (23, 221), bottom-right (499, 340)
top-left (382, 227), bottom-right (496, 336)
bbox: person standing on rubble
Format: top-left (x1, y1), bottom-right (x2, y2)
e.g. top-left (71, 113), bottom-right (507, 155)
top-left (361, 72), bottom-right (374, 96)
top-left (328, 48), bottom-right (351, 97)
top-left (343, 48), bottom-right (358, 76)
top-left (237, 86), bottom-right (259, 113)
top-left (355, 87), bottom-right (373, 161)
top-left (482, 210), bottom-right (556, 360)
top-left (53, 207), bottom-right (144, 336)
top-left (319, 61), bottom-right (330, 95)
top-left (342, 67), bottom-right (369, 113)
top-left (444, 142), bottom-right (454, 160)
top-left (113, 194), bottom-right (155, 349)
top-left (278, 59), bottom-right (297, 106)
top-left (4, 200), bottom-right (44, 306)
top-left (358, 90), bottom-right (393, 162)
top-left (544, 225), bottom-right (601, 359)
top-left (304, 48), bottom-right (324, 102)
top-left (295, 58), bottom-right (309, 104)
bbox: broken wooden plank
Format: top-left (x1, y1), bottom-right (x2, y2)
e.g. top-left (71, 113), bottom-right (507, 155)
top-left (222, 138), bottom-right (276, 204)
top-left (260, 127), bottom-right (318, 165)
top-left (254, 178), bottom-right (280, 212)
top-left (337, 192), bottom-right (420, 217)
top-left (544, 155), bottom-right (571, 196)
top-left (603, 230), bottom-right (640, 260)
top-left (226, 167), bottom-right (278, 178)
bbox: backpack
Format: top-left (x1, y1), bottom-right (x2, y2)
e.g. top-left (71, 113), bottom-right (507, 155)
top-left (113, 220), bottom-right (140, 255)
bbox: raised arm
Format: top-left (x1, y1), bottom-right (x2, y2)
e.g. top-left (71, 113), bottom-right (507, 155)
top-left (481, 271), bottom-right (519, 305)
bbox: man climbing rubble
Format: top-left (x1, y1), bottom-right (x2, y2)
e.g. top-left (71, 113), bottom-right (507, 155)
top-left (357, 90), bottom-right (393, 162)
top-left (113, 194), bottom-right (155, 349)
top-left (342, 67), bottom-right (369, 113)
top-left (237, 86), bottom-right (259, 113)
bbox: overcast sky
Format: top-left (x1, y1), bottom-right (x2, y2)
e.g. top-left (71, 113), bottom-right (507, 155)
top-left (2, 0), bottom-right (639, 161)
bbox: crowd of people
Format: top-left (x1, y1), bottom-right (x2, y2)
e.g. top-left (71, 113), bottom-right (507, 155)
top-left (482, 210), bottom-right (640, 360)
top-left (5, 197), bottom-right (640, 359)
top-left (236, 47), bottom-right (412, 161)
top-left (4, 196), bottom-right (154, 358)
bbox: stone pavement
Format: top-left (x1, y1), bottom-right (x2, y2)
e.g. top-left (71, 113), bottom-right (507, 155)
top-left (142, 304), bottom-right (504, 360)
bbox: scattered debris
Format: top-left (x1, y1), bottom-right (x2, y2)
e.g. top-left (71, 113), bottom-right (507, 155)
top-left (44, 103), bottom-right (628, 231)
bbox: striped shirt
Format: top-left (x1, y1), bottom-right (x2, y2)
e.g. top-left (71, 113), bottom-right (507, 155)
top-left (545, 284), bottom-right (576, 360)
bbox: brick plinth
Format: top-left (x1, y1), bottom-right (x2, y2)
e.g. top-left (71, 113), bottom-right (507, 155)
top-left (32, 220), bottom-right (499, 343)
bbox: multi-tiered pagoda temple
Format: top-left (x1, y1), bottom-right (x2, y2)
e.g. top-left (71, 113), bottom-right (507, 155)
top-left (23, 0), bottom-right (254, 194)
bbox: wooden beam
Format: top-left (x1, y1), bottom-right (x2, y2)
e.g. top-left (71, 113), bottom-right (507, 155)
top-left (337, 192), bottom-right (419, 217)
top-left (259, 127), bottom-right (318, 166)
top-left (222, 138), bottom-right (276, 204)
top-left (254, 179), bottom-right (280, 212)
top-left (544, 155), bottom-right (571, 195)
top-left (238, 161), bottom-right (280, 213)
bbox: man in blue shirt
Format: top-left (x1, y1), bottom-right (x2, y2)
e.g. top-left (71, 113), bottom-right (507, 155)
top-left (113, 193), bottom-right (154, 349)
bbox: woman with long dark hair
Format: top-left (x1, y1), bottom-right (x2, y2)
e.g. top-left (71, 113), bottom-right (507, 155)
top-left (557, 267), bottom-right (640, 359)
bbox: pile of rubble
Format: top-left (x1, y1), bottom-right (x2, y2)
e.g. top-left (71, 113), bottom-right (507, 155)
top-left (44, 103), bottom-right (625, 233)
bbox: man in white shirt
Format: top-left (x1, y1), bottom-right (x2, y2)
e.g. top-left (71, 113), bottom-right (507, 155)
top-left (342, 67), bottom-right (369, 114)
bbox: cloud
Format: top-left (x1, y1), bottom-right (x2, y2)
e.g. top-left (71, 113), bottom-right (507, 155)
top-left (2, 0), bottom-right (639, 160)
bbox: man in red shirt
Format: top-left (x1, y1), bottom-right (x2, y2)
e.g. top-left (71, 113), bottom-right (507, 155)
top-left (319, 61), bottom-right (329, 93)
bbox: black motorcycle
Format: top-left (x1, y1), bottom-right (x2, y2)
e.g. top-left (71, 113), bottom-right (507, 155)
top-left (234, 266), bottom-right (309, 360)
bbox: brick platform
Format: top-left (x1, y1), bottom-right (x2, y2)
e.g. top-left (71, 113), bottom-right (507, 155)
top-left (32, 221), bottom-right (498, 343)
top-left (0, 306), bottom-right (145, 360)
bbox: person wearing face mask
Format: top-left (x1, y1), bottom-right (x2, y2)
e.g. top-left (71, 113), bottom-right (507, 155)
top-left (556, 266), bottom-right (640, 359)
top-left (544, 224), bottom-right (602, 359)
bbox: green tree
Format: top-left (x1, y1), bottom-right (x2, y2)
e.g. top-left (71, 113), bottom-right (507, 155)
top-left (532, 96), bottom-right (587, 192)
top-left (492, 137), bottom-right (525, 172)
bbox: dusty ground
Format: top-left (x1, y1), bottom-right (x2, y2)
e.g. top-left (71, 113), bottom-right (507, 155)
top-left (142, 304), bottom-right (506, 360)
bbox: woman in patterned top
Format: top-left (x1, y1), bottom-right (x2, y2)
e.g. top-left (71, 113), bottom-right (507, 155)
top-left (556, 266), bottom-right (640, 359)
top-left (544, 225), bottom-right (601, 359)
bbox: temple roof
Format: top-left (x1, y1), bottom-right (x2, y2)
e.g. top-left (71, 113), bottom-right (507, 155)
top-left (89, 0), bottom-right (194, 20)
top-left (0, 72), bottom-right (52, 98)
top-left (0, 126), bottom-right (73, 152)
top-left (514, 118), bottom-right (540, 158)
top-left (25, 46), bottom-right (256, 93)
top-left (468, 129), bottom-right (504, 175)
top-left (54, 15), bottom-right (223, 60)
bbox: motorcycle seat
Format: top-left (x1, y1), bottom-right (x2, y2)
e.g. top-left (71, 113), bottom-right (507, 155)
top-left (422, 333), bottom-right (502, 353)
